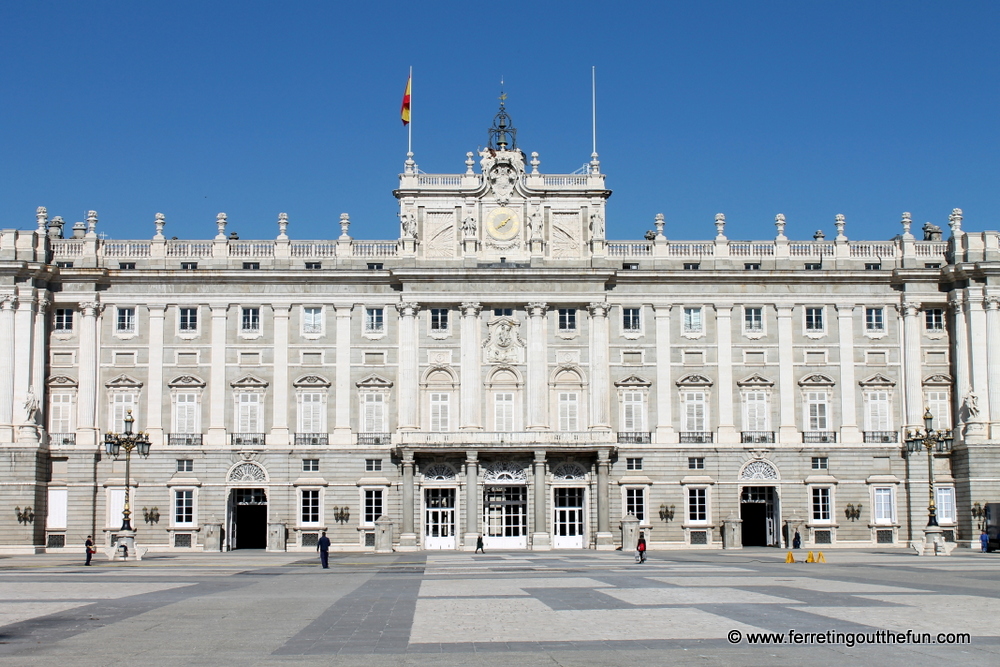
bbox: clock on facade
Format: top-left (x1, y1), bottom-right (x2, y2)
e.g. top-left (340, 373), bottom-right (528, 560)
top-left (485, 207), bottom-right (521, 241)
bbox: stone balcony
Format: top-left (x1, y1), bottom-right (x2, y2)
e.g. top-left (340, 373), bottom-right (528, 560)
top-left (397, 430), bottom-right (615, 453)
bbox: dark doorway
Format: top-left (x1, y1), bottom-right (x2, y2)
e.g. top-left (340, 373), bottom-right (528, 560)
top-left (230, 488), bottom-right (267, 549)
top-left (741, 502), bottom-right (768, 546)
top-left (740, 486), bottom-right (778, 546)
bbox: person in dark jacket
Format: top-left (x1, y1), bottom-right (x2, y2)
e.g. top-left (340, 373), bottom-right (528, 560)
top-left (475, 535), bottom-right (485, 553)
top-left (85, 536), bottom-right (94, 566)
top-left (317, 531), bottom-right (331, 568)
top-left (636, 532), bottom-right (647, 563)
top-left (981, 531), bottom-right (990, 553)
top-left (792, 531), bottom-right (802, 549)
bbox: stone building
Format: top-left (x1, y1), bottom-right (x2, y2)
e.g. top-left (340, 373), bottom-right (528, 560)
top-left (2, 105), bottom-right (998, 554)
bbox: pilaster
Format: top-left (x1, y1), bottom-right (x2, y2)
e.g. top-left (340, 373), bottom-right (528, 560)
top-left (595, 448), bottom-right (614, 549)
top-left (902, 301), bottom-right (924, 428)
top-left (463, 451), bottom-right (480, 549)
top-left (985, 296), bottom-right (1000, 439)
top-left (397, 302), bottom-right (420, 431)
top-left (459, 302), bottom-right (482, 430)
top-left (333, 305), bottom-right (353, 444)
top-left (526, 302), bottom-right (549, 430)
top-left (715, 304), bottom-right (737, 443)
top-left (653, 303), bottom-right (675, 443)
top-left (206, 304), bottom-right (228, 446)
top-left (836, 304), bottom-right (860, 442)
top-left (588, 302), bottom-right (611, 430)
top-left (0, 295), bottom-right (17, 441)
top-left (398, 450), bottom-right (418, 550)
top-left (270, 305), bottom-right (290, 445)
top-left (776, 305), bottom-right (797, 443)
top-left (145, 305), bottom-right (166, 445)
top-left (531, 450), bottom-right (551, 550)
top-left (75, 301), bottom-right (100, 446)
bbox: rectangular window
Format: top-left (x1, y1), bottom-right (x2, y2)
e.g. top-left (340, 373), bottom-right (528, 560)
top-left (682, 391), bottom-right (706, 431)
top-left (302, 459), bottom-right (319, 472)
top-left (688, 457), bottom-right (704, 470)
top-left (365, 308), bottom-right (384, 333)
top-left (303, 307), bottom-right (323, 334)
top-left (626, 457), bottom-right (643, 470)
top-left (688, 488), bottom-right (707, 522)
top-left (873, 487), bottom-right (895, 524)
top-left (925, 391), bottom-right (951, 430)
top-left (237, 393), bottom-right (261, 432)
top-left (181, 262), bottom-right (198, 270)
top-left (301, 489), bottom-right (320, 524)
top-left (683, 307), bottom-right (703, 333)
top-left (173, 393), bottom-right (198, 434)
top-left (241, 307), bottom-right (260, 333)
top-left (683, 263), bottom-right (700, 270)
top-left (806, 391), bottom-right (828, 430)
top-left (430, 393), bottom-right (450, 431)
top-left (865, 391), bottom-right (891, 431)
top-left (804, 263), bottom-right (822, 270)
top-left (54, 308), bottom-right (74, 331)
top-left (811, 487), bottom-right (832, 522)
top-left (304, 262), bottom-right (322, 270)
top-left (742, 391), bottom-right (768, 431)
top-left (865, 263), bottom-right (882, 271)
top-left (865, 307), bottom-right (885, 332)
top-left (174, 490), bottom-right (194, 525)
top-left (494, 392), bottom-right (514, 432)
top-left (744, 307), bottom-right (763, 332)
top-left (625, 488), bottom-right (645, 521)
top-left (744, 263), bottom-right (761, 271)
top-left (367, 263), bottom-right (383, 270)
top-left (118, 262), bottom-right (136, 270)
top-left (179, 307), bottom-right (198, 331)
top-left (558, 308), bottom-right (577, 331)
top-left (242, 262), bottom-right (260, 270)
top-left (430, 308), bottom-right (449, 331)
top-left (558, 392), bottom-right (579, 431)
top-left (365, 459), bottom-right (382, 472)
top-left (811, 457), bottom-right (829, 470)
top-left (622, 262), bottom-right (639, 270)
top-left (110, 393), bottom-right (136, 431)
top-left (925, 308), bottom-right (944, 331)
top-left (622, 391), bottom-right (645, 432)
top-left (936, 487), bottom-right (956, 523)
top-left (116, 307), bottom-right (136, 333)
top-left (364, 489), bottom-right (383, 523)
top-left (494, 308), bottom-right (513, 317)
top-left (622, 308), bottom-right (641, 331)
top-left (176, 459), bottom-right (193, 472)
top-left (362, 394), bottom-right (385, 432)
top-left (805, 307), bottom-right (824, 331)
top-left (50, 394), bottom-right (74, 433)
top-left (298, 393), bottom-right (324, 434)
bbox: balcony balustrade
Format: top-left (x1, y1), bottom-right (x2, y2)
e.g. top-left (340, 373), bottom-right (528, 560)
top-left (617, 432), bottom-right (652, 444)
top-left (679, 431), bottom-right (714, 443)
top-left (168, 434), bottom-right (203, 446)
top-left (864, 431), bottom-right (898, 443)
top-left (295, 433), bottom-right (329, 446)
top-left (231, 433), bottom-right (266, 447)
top-left (802, 431), bottom-right (837, 443)
top-left (741, 431), bottom-right (776, 444)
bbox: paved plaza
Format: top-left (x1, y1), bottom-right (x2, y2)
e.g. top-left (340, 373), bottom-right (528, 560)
top-left (0, 548), bottom-right (998, 666)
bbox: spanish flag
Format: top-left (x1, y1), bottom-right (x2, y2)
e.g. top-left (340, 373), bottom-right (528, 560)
top-left (400, 75), bottom-right (411, 126)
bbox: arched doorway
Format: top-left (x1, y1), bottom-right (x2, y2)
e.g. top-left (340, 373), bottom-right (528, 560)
top-left (738, 460), bottom-right (781, 547)
top-left (226, 462), bottom-right (269, 550)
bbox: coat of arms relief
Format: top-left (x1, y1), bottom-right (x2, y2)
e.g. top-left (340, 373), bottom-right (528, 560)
top-left (483, 315), bottom-right (525, 364)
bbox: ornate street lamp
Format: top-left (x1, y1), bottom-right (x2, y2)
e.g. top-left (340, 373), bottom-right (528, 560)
top-left (104, 410), bottom-right (151, 533)
top-left (904, 408), bottom-right (954, 554)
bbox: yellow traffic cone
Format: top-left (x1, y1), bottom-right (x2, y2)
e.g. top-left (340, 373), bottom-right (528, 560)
top-left (805, 551), bottom-right (815, 563)
top-left (817, 551), bottom-right (826, 563)
top-left (785, 551), bottom-right (795, 563)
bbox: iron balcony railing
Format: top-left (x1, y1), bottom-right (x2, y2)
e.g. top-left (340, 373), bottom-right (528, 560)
top-left (168, 434), bottom-right (203, 446)
top-left (231, 433), bottom-right (266, 447)
top-left (679, 431), bottom-right (714, 444)
top-left (864, 431), bottom-right (899, 443)
top-left (357, 432), bottom-right (391, 445)
top-left (49, 433), bottom-right (76, 446)
top-left (295, 433), bottom-right (329, 446)
top-left (803, 431), bottom-right (837, 443)
top-left (741, 431), bottom-right (776, 444)
top-left (617, 432), bottom-right (651, 444)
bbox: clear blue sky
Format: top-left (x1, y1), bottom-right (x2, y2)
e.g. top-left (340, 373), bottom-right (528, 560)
top-left (1, 1), bottom-right (997, 242)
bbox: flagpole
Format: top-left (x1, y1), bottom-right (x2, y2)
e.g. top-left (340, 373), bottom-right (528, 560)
top-left (408, 66), bottom-right (413, 156)
top-left (591, 66), bottom-right (597, 156)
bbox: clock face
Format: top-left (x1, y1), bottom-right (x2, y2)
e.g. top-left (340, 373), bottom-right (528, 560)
top-left (485, 207), bottom-right (521, 241)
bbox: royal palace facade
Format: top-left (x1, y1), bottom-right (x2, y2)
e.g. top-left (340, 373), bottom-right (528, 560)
top-left (2, 109), bottom-right (999, 555)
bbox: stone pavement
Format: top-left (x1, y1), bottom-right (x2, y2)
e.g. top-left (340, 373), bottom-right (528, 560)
top-left (1, 548), bottom-right (999, 666)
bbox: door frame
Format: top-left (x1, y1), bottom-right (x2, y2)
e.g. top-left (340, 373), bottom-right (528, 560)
top-left (550, 484), bottom-right (587, 549)
top-left (421, 485), bottom-right (459, 550)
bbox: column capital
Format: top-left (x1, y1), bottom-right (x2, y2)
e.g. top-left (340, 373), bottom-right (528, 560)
top-left (465, 450), bottom-right (478, 463)
top-left (835, 303), bottom-right (857, 315)
top-left (776, 305), bottom-right (794, 318)
top-left (652, 303), bottom-right (673, 314)
top-left (147, 304), bottom-right (167, 316)
top-left (79, 301), bottom-right (101, 317)
top-left (36, 297), bottom-right (50, 314)
top-left (533, 449), bottom-right (547, 463)
top-left (713, 303), bottom-right (734, 315)
top-left (401, 450), bottom-right (415, 464)
top-left (272, 304), bottom-right (291, 317)
top-left (597, 448), bottom-right (611, 464)
top-left (0, 294), bottom-right (18, 311)
top-left (527, 302), bottom-right (548, 317)
top-left (587, 302), bottom-right (609, 318)
top-left (948, 292), bottom-right (965, 309)
top-left (460, 302), bottom-right (482, 317)
top-left (397, 301), bottom-right (420, 317)
top-left (985, 296), bottom-right (1000, 311)
top-left (210, 304), bottom-right (229, 316)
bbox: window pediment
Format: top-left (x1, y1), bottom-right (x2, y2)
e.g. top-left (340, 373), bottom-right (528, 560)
top-left (737, 373), bottom-right (774, 387)
top-left (859, 373), bottom-right (896, 387)
top-left (676, 373), bottom-right (713, 387)
top-left (47, 375), bottom-right (78, 388)
top-left (614, 374), bottom-right (652, 388)
top-left (106, 373), bottom-right (143, 389)
top-left (293, 374), bottom-right (331, 388)
top-left (231, 373), bottom-right (268, 389)
top-left (923, 373), bottom-right (953, 387)
top-left (798, 373), bottom-right (835, 387)
top-left (356, 373), bottom-right (393, 389)
top-left (168, 374), bottom-right (206, 388)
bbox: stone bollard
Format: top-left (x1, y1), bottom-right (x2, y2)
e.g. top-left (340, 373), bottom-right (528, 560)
top-left (374, 516), bottom-right (394, 553)
top-left (203, 523), bottom-right (223, 552)
top-left (267, 523), bottom-right (287, 552)
top-left (621, 513), bottom-right (640, 553)
top-left (722, 512), bottom-right (743, 550)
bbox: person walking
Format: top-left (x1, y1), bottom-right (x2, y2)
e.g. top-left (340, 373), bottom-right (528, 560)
top-left (317, 531), bottom-right (331, 568)
top-left (981, 530), bottom-right (990, 553)
top-left (85, 535), bottom-right (94, 566)
top-left (636, 532), bottom-right (647, 563)
top-left (475, 535), bottom-right (485, 553)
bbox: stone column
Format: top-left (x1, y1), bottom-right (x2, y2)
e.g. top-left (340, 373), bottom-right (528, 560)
top-left (985, 296), bottom-right (1000, 438)
top-left (32, 297), bottom-right (48, 439)
top-left (333, 304), bottom-right (353, 444)
top-left (949, 293), bottom-right (970, 431)
top-left (967, 290), bottom-right (990, 423)
top-left (75, 301), bottom-right (100, 446)
top-left (399, 450), bottom-right (418, 549)
top-left (653, 303), bottom-right (674, 443)
top-left (146, 305), bottom-right (166, 445)
top-left (0, 295), bottom-right (17, 441)
top-left (588, 303), bottom-right (611, 429)
top-left (459, 302), bottom-right (482, 430)
top-left (13, 291), bottom-right (37, 430)
top-left (715, 304), bottom-right (736, 443)
top-left (902, 301), bottom-right (924, 428)
top-left (526, 302), bottom-right (548, 430)
top-left (270, 305), bottom-right (290, 445)
top-left (206, 305), bottom-right (228, 446)
top-left (397, 302), bottom-right (420, 430)
top-left (776, 305), bottom-right (797, 442)
top-left (595, 449), bottom-right (614, 549)
top-left (836, 304), bottom-right (860, 442)
top-left (464, 451), bottom-right (479, 549)
top-left (531, 450), bottom-right (550, 550)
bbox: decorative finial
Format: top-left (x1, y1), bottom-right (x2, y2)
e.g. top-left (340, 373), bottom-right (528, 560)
top-left (901, 212), bottom-right (913, 237)
top-left (339, 213), bottom-right (351, 240)
top-left (86, 210), bottom-right (98, 237)
top-left (714, 213), bottom-right (726, 239)
top-left (654, 213), bottom-right (665, 239)
top-left (834, 213), bottom-right (846, 240)
top-left (590, 151), bottom-right (600, 175)
top-left (813, 230), bottom-right (826, 240)
top-left (215, 212), bottom-right (228, 240)
top-left (949, 208), bottom-right (963, 235)
top-left (48, 215), bottom-right (65, 239)
top-left (488, 86), bottom-right (517, 151)
top-left (277, 212), bottom-right (289, 240)
top-left (154, 212), bottom-right (166, 240)
top-left (530, 152), bottom-right (540, 175)
top-left (404, 151), bottom-right (416, 175)
top-left (775, 213), bottom-right (787, 240)
top-left (35, 207), bottom-right (48, 234)
top-left (465, 152), bottom-right (475, 175)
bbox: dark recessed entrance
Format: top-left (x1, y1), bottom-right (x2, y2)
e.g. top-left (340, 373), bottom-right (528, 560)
top-left (230, 488), bottom-right (267, 549)
top-left (740, 486), bottom-right (778, 547)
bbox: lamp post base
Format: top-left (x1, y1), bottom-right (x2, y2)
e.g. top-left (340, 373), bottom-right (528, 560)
top-left (913, 525), bottom-right (957, 556)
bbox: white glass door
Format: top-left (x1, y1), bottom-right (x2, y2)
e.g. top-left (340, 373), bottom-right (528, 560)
top-left (484, 486), bottom-right (528, 549)
top-left (424, 488), bottom-right (456, 549)
top-left (553, 487), bottom-right (585, 548)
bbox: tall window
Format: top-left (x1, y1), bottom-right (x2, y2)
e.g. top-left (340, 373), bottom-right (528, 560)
top-left (683, 307), bottom-right (703, 333)
top-left (174, 490), bottom-right (194, 525)
top-left (179, 307), bottom-right (198, 332)
top-left (494, 392), bottom-right (514, 432)
top-left (298, 393), bottom-right (325, 433)
top-left (936, 487), bottom-right (956, 523)
top-left (50, 394), bottom-right (74, 433)
top-left (494, 308), bottom-right (513, 317)
top-left (625, 488), bottom-right (645, 521)
top-left (688, 488), bottom-right (707, 522)
top-left (364, 489), bottom-right (384, 523)
top-left (925, 391), bottom-right (951, 429)
top-left (430, 308), bottom-right (449, 331)
top-left (682, 391), bottom-right (707, 432)
top-left (805, 307), bottom-right (824, 331)
top-left (622, 308), bottom-right (641, 332)
top-left (173, 393), bottom-right (199, 433)
top-left (237, 393), bottom-right (261, 432)
top-left (865, 307), bottom-right (884, 332)
top-left (925, 308), bottom-right (944, 331)
top-left (742, 391), bottom-right (769, 431)
top-left (301, 490), bottom-right (320, 524)
top-left (430, 393), bottom-right (450, 431)
top-left (116, 307), bottom-right (136, 333)
top-left (241, 307), bottom-right (260, 333)
top-left (811, 487), bottom-right (832, 522)
top-left (303, 307), bottom-right (322, 334)
top-left (362, 394), bottom-right (385, 432)
top-left (558, 308), bottom-right (577, 331)
top-left (558, 392), bottom-right (579, 431)
top-left (744, 307), bottom-right (763, 332)
top-left (873, 487), bottom-right (895, 524)
top-left (54, 308), bottom-right (74, 331)
top-left (621, 391), bottom-right (645, 432)
top-left (365, 308), bottom-right (384, 333)
top-left (806, 391), bottom-right (828, 430)
top-left (864, 391), bottom-right (891, 432)
top-left (110, 393), bottom-right (136, 431)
